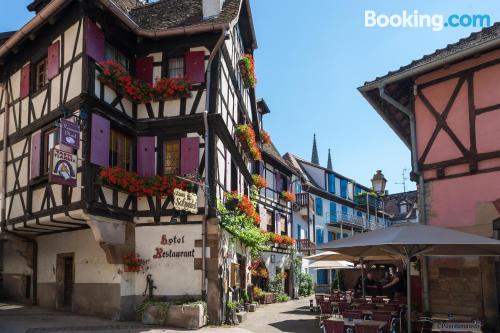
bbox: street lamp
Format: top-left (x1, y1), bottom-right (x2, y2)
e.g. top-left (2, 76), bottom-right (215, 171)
top-left (370, 170), bottom-right (387, 228)
top-left (371, 170), bottom-right (387, 195)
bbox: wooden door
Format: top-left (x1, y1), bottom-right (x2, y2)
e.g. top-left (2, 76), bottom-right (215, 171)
top-left (56, 253), bottom-right (74, 310)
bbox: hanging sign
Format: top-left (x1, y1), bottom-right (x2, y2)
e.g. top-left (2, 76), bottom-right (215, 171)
top-left (49, 148), bottom-right (77, 186)
top-left (59, 118), bottom-right (80, 149)
top-left (173, 188), bottom-right (198, 213)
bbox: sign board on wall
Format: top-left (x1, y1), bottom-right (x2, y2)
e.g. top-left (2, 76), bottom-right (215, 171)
top-left (173, 188), bottom-right (198, 213)
top-left (134, 225), bottom-right (202, 296)
top-left (59, 118), bottom-right (80, 149)
top-left (49, 148), bottom-right (77, 186)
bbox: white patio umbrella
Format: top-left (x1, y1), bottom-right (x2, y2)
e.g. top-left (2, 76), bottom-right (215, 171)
top-left (315, 223), bottom-right (500, 333)
top-left (307, 260), bottom-right (355, 269)
top-left (305, 251), bottom-right (398, 297)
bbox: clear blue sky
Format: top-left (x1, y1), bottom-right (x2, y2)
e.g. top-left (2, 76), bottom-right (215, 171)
top-left (2, 1), bottom-right (499, 193)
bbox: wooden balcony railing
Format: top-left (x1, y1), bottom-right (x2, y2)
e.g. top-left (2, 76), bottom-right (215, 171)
top-left (296, 239), bottom-right (316, 255)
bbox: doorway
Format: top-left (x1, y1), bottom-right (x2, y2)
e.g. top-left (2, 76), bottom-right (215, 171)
top-left (56, 253), bottom-right (74, 310)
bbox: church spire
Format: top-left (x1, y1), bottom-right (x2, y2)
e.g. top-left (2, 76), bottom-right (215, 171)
top-left (327, 148), bottom-right (333, 170)
top-left (311, 134), bottom-right (319, 165)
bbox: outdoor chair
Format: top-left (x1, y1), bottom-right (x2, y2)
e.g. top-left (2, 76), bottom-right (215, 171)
top-left (323, 319), bottom-right (346, 333)
top-left (373, 296), bottom-right (386, 303)
top-left (342, 310), bottom-right (363, 320)
top-left (319, 300), bottom-right (334, 321)
top-left (334, 302), bottom-right (350, 314)
top-left (377, 304), bottom-right (398, 312)
top-left (354, 323), bottom-right (382, 333)
top-left (371, 313), bottom-right (395, 333)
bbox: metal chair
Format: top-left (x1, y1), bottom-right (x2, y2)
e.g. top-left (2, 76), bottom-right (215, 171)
top-left (354, 323), bottom-right (381, 333)
top-left (319, 300), bottom-right (334, 321)
top-left (323, 319), bottom-right (345, 333)
top-left (371, 313), bottom-right (395, 333)
top-left (342, 310), bottom-right (363, 320)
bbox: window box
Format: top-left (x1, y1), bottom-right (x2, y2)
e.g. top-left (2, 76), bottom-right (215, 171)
top-left (238, 54), bottom-right (256, 88)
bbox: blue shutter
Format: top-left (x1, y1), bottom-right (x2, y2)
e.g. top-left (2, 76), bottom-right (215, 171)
top-left (316, 228), bottom-right (323, 244)
top-left (317, 270), bottom-right (328, 284)
top-left (340, 179), bottom-right (348, 199)
top-left (336, 232), bottom-right (342, 239)
top-left (357, 211), bottom-right (363, 217)
top-left (343, 233), bottom-right (349, 239)
top-left (327, 231), bottom-right (334, 242)
top-left (295, 181), bottom-right (302, 194)
top-left (328, 174), bottom-right (335, 193)
top-left (330, 202), bottom-right (337, 222)
top-left (315, 198), bottom-right (323, 216)
top-left (297, 225), bottom-right (302, 240)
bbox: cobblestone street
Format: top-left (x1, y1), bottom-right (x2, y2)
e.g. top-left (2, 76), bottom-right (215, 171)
top-left (0, 298), bottom-right (317, 333)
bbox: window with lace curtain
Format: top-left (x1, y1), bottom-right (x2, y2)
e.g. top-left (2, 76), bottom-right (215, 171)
top-left (168, 58), bottom-right (184, 78)
top-left (109, 129), bottom-right (132, 171)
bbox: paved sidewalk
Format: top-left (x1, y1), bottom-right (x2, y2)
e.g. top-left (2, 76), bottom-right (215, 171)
top-left (0, 298), bottom-right (317, 333)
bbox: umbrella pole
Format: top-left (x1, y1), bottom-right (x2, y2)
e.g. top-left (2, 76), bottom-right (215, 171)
top-left (406, 256), bottom-right (412, 333)
top-left (360, 257), bottom-right (365, 298)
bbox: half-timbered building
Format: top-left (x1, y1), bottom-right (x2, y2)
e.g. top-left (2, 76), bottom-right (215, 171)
top-left (0, 0), bottom-right (262, 324)
top-left (360, 23), bottom-right (500, 329)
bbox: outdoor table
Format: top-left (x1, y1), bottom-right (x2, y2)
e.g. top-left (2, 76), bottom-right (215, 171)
top-left (362, 310), bottom-right (397, 317)
top-left (331, 318), bottom-right (387, 330)
top-left (431, 314), bottom-right (473, 322)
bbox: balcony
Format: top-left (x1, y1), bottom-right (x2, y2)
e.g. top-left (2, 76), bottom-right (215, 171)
top-left (296, 239), bottom-right (316, 256)
top-left (294, 193), bottom-right (314, 218)
top-left (326, 211), bottom-right (386, 231)
top-left (354, 194), bottom-right (380, 208)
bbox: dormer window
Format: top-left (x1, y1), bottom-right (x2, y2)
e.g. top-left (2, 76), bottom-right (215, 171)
top-left (168, 58), bottom-right (185, 78)
top-left (35, 57), bottom-right (48, 91)
top-left (399, 201), bottom-right (409, 214)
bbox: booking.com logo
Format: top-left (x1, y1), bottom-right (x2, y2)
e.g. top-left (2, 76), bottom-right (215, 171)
top-left (365, 10), bottom-right (492, 31)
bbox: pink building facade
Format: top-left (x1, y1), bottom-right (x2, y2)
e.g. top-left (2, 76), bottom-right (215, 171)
top-left (360, 26), bottom-right (500, 330)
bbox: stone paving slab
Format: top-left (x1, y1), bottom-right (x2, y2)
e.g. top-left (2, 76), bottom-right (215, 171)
top-left (0, 298), bottom-right (316, 333)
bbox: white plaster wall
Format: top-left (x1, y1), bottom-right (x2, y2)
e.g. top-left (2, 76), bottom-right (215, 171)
top-left (37, 229), bottom-right (121, 284)
top-left (3, 241), bottom-right (33, 275)
top-left (293, 212), bottom-right (309, 240)
top-left (261, 251), bottom-right (290, 280)
top-left (133, 224), bottom-right (203, 296)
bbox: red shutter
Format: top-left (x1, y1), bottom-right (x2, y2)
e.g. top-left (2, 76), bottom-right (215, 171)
top-left (185, 51), bottom-right (205, 83)
top-left (90, 113), bottom-right (110, 166)
top-left (47, 41), bottom-right (60, 80)
top-left (85, 18), bottom-right (105, 62)
top-left (136, 56), bottom-right (154, 84)
top-left (30, 131), bottom-right (41, 179)
top-left (180, 137), bottom-right (200, 176)
top-left (137, 136), bottom-right (155, 176)
top-left (20, 64), bottom-right (30, 99)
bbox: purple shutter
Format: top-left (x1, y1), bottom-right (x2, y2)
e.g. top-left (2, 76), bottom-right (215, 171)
top-left (20, 64), bottom-right (30, 99)
top-left (180, 137), bottom-right (200, 176)
top-left (85, 18), bottom-right (105, 62)
top-left (136, 56), bottom-right (154, 84)
top-left (275, 172), bottom-right (282, 192)
top-left (90, 113), bottom-right (110, 166)
top-left (185, 51), bottom-right (205, 83)
top-left (137, 136), bottom-right (155, 176)
top-left (30, 131), bottom-right (41, 179)
top-left (47, 41), bottom-right (60, 80)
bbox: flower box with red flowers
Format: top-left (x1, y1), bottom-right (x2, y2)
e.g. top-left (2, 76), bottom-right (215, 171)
top-left (260, 130), bottom-right (271, 145)
top-left (267, 232), bottom-right (295, 247)
top-left (97, 166), bottom-right (196, 199)
top-left (238, 54), bottom-right (257, 88)
top-left (235, 124), bottom-right (261, 161)
top-left (280, 191), bottom-right (295, 203)
top-left (124, 252), bottom-right (148, 273)
top-left (98, 60), bottom-right (193, 104)
top-left (224, 191), bottom-right (260, 225)
top-left (252, 174), bottom-right (268, 190)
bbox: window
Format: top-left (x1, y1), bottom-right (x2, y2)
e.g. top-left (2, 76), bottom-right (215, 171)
top-left (35, 57), bottom-right (48, 91)
top-left (266, 210), bottom-right (273, 233)
top-left (164, 140), bottom-right (180, 175)
top-left (109, 129), bottom-right (132, 171)
top-left (399, 202), bottom-right (408, 214)
top-left (327, 231), bottom-right (334, 242)
top-left (43, 129), bottom-right (56, 174)
top-left (105, 42), bottom-right (129, 70)
top-left (341, 205), bottom-right (348, 218)
top-left (168, 57), bottom-right (184, 78)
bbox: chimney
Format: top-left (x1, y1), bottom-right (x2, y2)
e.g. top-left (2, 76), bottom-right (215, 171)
top-left (203, 0), bottom-right (225, 19)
